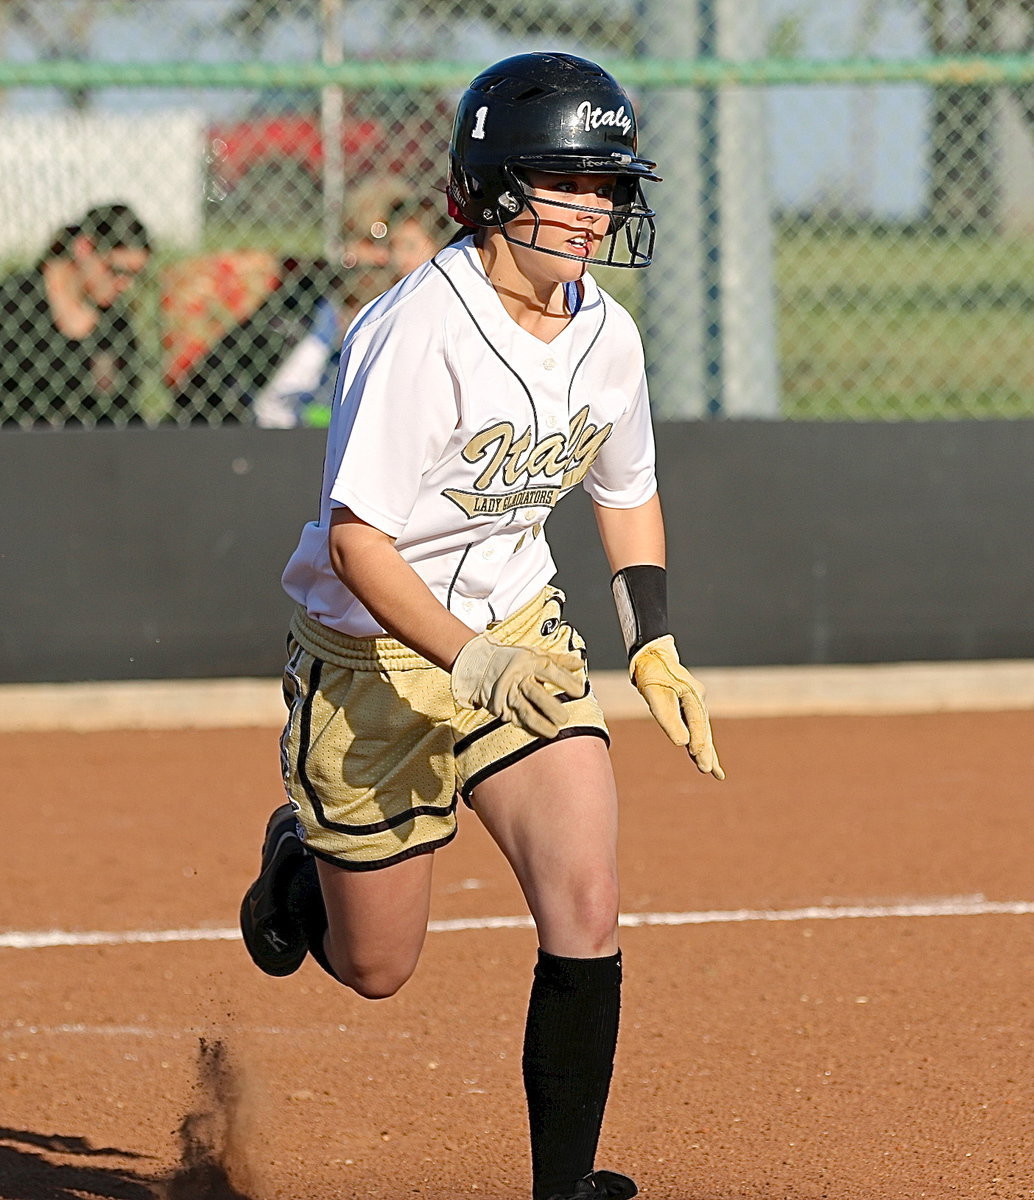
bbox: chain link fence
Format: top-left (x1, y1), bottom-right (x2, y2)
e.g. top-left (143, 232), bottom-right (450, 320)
top-left (2, 0), bottom-right (1034, 427)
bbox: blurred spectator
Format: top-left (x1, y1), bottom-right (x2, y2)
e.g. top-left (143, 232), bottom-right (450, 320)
top-left (251, 187), bottom-right (452, 429)
top-left (157, 187), bottom-right (451, 429)
top-left (386, 195), bottom-right (454, 275)
top-left (0, 203), bottom-right (151, 428)
top-left (249, 277), bottom-right (347, 430)
top-left (164, 254), bottom-right (340, 425)
top-left (340, 182), bottom-right (452, 276)
top-left (160, 249), bottom-right (283, 401)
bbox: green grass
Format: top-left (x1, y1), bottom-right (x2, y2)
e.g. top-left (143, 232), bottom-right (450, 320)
top-left (775, 225), bottom-right (1034, 420)
top-left (596, 224), bottom-right (1034, 420)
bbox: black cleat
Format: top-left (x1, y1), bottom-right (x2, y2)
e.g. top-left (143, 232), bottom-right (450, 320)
top-left (546, 1170), bottom-right (638, 1200)
top-left (240, 804), bottom-right (310, 977)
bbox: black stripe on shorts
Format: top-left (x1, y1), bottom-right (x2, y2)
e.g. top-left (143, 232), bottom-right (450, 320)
top-left (296, 655), bottom-right (458, 836)
top-left (460, 725), bottom-right (610, 805)
top-left (304, 826), bottom-right (458, 872)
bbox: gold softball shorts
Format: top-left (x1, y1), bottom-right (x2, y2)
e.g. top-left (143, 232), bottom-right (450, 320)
top-left (279, 587), bottom-right (610, 871)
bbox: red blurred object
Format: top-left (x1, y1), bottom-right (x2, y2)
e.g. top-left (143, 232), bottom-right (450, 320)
top-left (205, 99), bottom-right (450, 224)
top-left (159, 250), bottom-right (283, 385)
top-left (209, 112), bottom-right (384, 185)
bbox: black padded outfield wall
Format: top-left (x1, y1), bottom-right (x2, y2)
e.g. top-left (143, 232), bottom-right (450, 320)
top-left (1, 421), bottom-right (1031, 684)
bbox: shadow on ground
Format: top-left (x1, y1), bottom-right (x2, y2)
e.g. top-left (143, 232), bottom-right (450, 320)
top-left (0, 1037), bottom-right (256, 1200)
top-left (0, 1127), bottom-right (155, 1200)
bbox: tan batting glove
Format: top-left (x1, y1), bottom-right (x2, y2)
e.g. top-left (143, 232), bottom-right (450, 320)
top-left (451, 633), bottom-right (584, 740)
top-left (630, 635), bottom-right (725, 780)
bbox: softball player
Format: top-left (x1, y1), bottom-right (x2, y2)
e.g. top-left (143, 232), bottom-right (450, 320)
top-left (241, 51), bottom-right (723, 1200)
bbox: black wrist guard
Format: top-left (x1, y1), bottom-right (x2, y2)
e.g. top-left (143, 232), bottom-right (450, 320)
top-left (610, 564), bottom-right (668, 661)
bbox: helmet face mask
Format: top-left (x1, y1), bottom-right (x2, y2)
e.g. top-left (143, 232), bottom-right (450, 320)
top-left (494, 164), bottom-right (656, 268)
top-left (447, 52), bottom-right (660, 269)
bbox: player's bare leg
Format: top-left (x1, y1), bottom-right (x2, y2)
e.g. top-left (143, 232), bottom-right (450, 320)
top-left (471, 735), bottom-right (633, 1200)
top-left (315, 852), bottom-right (436, 999)
top-left (470, 734), bottom-right (620, 958)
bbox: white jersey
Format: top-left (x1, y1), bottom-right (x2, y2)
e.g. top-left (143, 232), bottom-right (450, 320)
top-left (282, 235), bottom-right (657, 637)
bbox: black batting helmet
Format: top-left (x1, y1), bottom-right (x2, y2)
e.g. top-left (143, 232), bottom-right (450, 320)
top-left (447, 52), bottom-right (660, 268)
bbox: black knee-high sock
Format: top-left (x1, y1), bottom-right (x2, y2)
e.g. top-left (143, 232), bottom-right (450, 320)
top-left (522, 948), bottom-right (622, 1200)
top-left (285, 855), bottom-right (340, 982)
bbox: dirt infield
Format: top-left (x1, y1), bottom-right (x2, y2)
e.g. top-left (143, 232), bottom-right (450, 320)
top-left (2, 700), bottom-right (1033, 1199)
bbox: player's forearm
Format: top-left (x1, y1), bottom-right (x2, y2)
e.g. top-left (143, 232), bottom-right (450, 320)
top-left (328, 513), bottom-right (474, 670)
top-left (596, 492), bottom-right (670, 660)
top-left (591, 492), bottom-right (666, 574)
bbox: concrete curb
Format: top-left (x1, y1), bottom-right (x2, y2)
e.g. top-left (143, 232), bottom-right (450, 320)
top-left (2, 660), bottom-right (1032, 732)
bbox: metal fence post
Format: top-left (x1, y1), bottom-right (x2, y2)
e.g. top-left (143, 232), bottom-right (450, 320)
top-left (715, 0), bottom-right (780, 417)
top-left (638, 0), bottom-right (779, 419)
top-left (637, 0), bottom-right (707, 419)
top-left (320, 0), bottom-right (346, 262)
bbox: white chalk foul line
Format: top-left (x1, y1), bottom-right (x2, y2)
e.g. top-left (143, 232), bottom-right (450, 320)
top-left (0, 927), bottom-right (243, 950)
top-left (2, 896), bottom-right (1032, 950)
